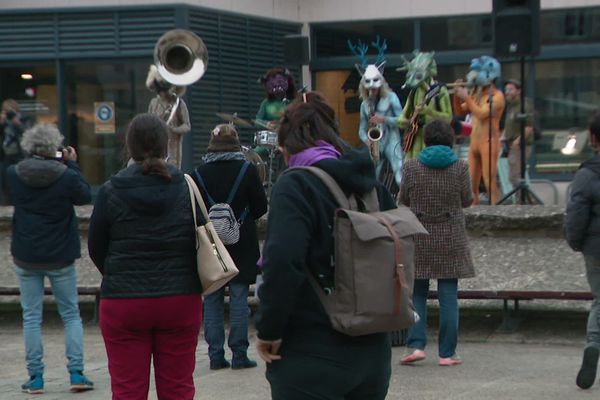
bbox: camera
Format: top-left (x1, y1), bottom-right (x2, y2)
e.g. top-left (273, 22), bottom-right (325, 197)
top-left (55, 150), bottom-right (63, 159)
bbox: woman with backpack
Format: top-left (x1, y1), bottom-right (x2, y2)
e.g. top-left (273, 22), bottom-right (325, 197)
top-left (254, 92), bottom-right (397, 400)
top-left (398, 119), bottom-right (475, 366)
top-left (192, 124), bottom-right (268, 370)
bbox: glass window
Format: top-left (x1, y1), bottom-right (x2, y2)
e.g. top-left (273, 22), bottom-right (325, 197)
top-left (420, 15), bottom-right (492, 52)
top-left (534, 59), bottom-right (600, 175)
top-left (541, 7), bottom-right (600, 45)
top-left (313, 20), bottom-right (414, 58)
top-left (0, 64), bottom-right (58, 126)
top-left (65, 60), bottom-right (153, 188)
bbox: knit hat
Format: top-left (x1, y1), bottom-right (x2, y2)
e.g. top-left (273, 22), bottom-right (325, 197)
top-left (207, 124), bottom-right (242, 152)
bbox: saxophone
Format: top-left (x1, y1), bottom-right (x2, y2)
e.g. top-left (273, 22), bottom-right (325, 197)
top-left (367, 99), bottom-right (382, 164)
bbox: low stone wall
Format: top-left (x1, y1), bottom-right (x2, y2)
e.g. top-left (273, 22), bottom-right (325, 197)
top-left (0, 205), bottom-right (587, 310)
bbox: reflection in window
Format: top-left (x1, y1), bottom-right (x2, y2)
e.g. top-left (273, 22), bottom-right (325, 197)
top-left (420, 15), bottom-right (491, 52)
top-left (535, 59), bottom-right (600, 174)
top-left (0, 65), bottom-right (58, 126)
top-left (65, 60), bottom-right (153, 187)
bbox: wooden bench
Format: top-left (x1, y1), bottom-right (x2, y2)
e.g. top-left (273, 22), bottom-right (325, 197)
top-left (0, 286), bottom-right (101, 323)
top-left (428, 290), bottom-right (593, 332)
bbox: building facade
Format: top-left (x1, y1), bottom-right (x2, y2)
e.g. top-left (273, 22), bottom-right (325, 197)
top-left (1, 0), bottom-right (599, 188)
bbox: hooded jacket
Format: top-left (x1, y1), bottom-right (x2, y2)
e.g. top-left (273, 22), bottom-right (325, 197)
top-left (88, 164), bottom-right (201, 299)
top-left (254, 147), bottom-right (395, 346)
top-left (566, 155), bottom-right (600, 257)
top-left (8, 158), bottom-right (91, 269)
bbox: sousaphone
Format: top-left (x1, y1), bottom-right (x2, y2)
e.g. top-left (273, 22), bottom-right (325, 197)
top-left (154, 29), bottom-right (208, 86)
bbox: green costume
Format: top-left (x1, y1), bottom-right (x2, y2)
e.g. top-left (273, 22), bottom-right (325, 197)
top-left (398, 84), bottom-right (452, 160)
top-left (396, 52), bottom-right (452, 160)
top-left (255, 99), bottom-right (286, 127)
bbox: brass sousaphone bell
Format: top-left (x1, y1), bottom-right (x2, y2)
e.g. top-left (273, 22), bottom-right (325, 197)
top-left (154, 29), bottom-right (208, 86)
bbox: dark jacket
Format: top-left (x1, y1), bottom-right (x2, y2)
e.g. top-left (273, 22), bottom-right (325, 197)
top-left (254, 148), bottom-right (396, 348)
top-left (88, 164), bottom-right (201, 299)
top-left (8, 158), bottom-right (91, 269)
top-left (566, 155), bottom-right (600, 257)
top-left (192, 159), bottom-right (268, 284)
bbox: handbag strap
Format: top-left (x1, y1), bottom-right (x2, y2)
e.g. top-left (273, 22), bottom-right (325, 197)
top-left (184, 174), bottom-right (212, 226)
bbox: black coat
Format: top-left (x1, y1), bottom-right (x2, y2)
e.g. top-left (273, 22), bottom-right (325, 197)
top-left (192, 159), bottom-right (268, 284)
top-left (88, 164), bottom-right (201, 298)
top-left (254, 148), bottom-right (396, 347)
top-left (8, 158), bottom-right (91, 269)
top-left (566, 155), bottom-right (600, 257)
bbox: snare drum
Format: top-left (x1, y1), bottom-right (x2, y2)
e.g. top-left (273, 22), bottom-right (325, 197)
top-left (242, 147), bottom-right (267, 183)
top-left (254, 130), bottom-right (278, 148)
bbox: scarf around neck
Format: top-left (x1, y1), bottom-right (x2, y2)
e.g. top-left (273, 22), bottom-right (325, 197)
top-left (202, 151), bottom-right (246, 164)
top-left (288, 140), bottom-right (341, 167)
top-left (418, 145), bottom-right (458, 169)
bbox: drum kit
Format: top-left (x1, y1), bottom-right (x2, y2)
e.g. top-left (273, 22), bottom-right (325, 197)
top-left (216, 112), bottom-right (280, 195)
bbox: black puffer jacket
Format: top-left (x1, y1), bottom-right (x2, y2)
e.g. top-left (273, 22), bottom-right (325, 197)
top-left (566, 155), bottom-right (600, 257)
top-left (88, 164), bottom-right (201, 298)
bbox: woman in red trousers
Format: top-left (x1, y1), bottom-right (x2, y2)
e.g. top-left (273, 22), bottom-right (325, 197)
top-left (88, 114), bottom-right (202, 400)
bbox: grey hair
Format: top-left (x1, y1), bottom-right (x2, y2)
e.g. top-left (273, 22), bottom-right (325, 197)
top-left (20, 124), bottom-right (64, 157)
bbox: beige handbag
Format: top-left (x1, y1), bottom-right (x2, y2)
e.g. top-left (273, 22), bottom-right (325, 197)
top-left (184, 174), bottom-right (239, 295)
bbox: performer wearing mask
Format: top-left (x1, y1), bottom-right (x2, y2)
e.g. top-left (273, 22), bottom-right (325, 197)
top-left (453, 56), bottom-right (505, 205)
top-left (350, 37), bottom-right (403, 187)
top-left (255, 68), bottom-right (296, 131)
top-left (396, 51), bottom-right (452, 161)
top-left (146, 65), bottom-right (191, 168)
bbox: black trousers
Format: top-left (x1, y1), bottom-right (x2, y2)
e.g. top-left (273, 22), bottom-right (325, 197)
top-left (266, 333), bottom-right (391, 400)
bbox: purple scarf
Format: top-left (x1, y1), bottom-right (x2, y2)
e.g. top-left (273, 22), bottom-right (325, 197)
top-left (287, 140), bottom-right (341, 167)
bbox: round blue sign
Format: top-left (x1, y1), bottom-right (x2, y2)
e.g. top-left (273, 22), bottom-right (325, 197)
top-left (96, 104), bottom-right (113, 122)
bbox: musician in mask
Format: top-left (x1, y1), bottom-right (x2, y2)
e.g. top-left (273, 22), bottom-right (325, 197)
top-left (146, 65), bottom-right (191, 168)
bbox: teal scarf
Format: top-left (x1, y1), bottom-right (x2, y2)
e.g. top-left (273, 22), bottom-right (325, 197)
top-left (418, 145), bottom-right (458, 169)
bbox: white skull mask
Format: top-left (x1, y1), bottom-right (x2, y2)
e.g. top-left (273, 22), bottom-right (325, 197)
top-left (361, 65), bottom-right (384, 89)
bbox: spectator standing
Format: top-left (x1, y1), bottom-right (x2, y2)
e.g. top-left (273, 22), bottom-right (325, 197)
top-left (255, 93), bottom-right (396, 400)
top-left (565, 109), bottom-right (600, 390)
top-left (192, 124), bottom-right (268, 370)
top-left (501, 79), bottom-right (535, 189)
top-left (88, 114), bottom-right (202, 399)
top-left (8, 124), bottom-right (94, 394)
top-left (399, 119), bottom-right (474, 366)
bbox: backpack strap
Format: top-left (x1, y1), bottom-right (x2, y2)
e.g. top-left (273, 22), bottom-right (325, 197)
top-left (193, 170), bottom-right (216, 206)
top-left (227, 161), bottom-right (250, 204)
top-left (295, 166), bottom-right (354, 210)
top-left (228, 161), bottom-right (250, 223)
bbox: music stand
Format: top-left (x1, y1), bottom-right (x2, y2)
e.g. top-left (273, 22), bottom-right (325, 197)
top-left (496, 57), bottom-right (543, 205)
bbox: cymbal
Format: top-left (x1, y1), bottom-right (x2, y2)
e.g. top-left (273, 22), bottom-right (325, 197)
top-left (215, 112), bottom-right (252, 128)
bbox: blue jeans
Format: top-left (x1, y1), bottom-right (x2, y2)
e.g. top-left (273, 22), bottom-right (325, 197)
top-left (203, 281), bottom-right (250, 361)
top-left (584, 256), bottom-right (600, 349)
top-left (406, 278), bottom-right (459, 358)
top-left (15, 265), bottom-right (85, 376)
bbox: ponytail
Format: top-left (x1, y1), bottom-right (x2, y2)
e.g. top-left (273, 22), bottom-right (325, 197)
top-left (141, 157), bottom-right (172, 182)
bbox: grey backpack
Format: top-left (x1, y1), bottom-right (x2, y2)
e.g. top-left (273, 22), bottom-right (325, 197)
top-left (299, 167), bottom-right (428, 336)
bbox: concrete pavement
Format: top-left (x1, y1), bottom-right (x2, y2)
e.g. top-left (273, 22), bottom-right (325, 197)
top-left (0, 307), bottom-right (597, 400)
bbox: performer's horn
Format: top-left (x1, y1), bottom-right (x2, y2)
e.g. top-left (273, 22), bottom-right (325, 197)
top-left (154, 29), bottom-right (208, 86)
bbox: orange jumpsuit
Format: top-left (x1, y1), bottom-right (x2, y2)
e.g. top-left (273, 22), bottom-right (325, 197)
top-left (453, 87), bottom-right (505, 205)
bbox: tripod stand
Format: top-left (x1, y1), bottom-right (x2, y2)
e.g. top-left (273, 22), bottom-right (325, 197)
top-left (497, 57), bottom-right (542, 205)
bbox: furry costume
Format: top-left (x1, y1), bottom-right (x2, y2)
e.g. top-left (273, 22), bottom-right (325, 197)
top-left (255, 68), bottom-right (296, 129)
top-left (349, 37), bottom-right (403, 186)
top-left (146, 65), bottom-right (191, 168)
top-left (396, 51), bottom-right (452, 160)
top-left (452, 56), bottom-right (505, 205)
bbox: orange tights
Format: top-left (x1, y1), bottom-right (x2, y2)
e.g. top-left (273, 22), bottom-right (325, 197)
top-left (468, 134), bottom-right (501, 205)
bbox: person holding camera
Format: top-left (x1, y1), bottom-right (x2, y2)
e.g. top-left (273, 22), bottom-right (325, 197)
top-left (7, 124), bottom-right (94, 394)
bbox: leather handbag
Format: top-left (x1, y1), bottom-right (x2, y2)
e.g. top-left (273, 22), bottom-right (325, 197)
top-left (184, 174), bottom-right (239, 295)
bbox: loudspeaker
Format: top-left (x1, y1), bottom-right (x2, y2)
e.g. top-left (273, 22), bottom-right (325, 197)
top-left (284, 35), bottom-right (309, 66)
top-left (493, 0), bottom-right (540, 57)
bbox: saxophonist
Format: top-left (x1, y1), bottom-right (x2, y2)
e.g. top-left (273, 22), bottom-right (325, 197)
top-left (358, 66), bottom-right (403, 186)
top-left (146, 65), bottom-right (191, 168)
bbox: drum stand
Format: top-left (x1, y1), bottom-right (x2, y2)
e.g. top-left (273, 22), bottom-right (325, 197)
top-left (266, 147), bottom-right (277, 198)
